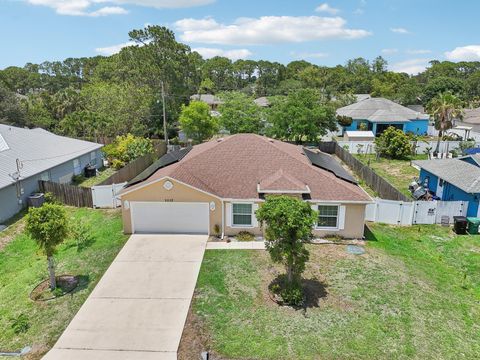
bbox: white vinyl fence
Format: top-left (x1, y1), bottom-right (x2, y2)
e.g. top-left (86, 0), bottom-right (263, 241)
top-left (91, 182), bottom-right (126, 208)
top-left (337, 140), bottom-right (480, 155)
top-left (365, 198), bottom-right (468, 225)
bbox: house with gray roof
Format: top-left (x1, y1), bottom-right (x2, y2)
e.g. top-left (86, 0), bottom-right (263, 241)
top-left (337, 97), bottom-right (430, 136)
top-left (190, 94), bottom-right (224, 111)
top-left (414, 158), bottom-right (480, 217)
top-left (0, 124), bottom-right (103, 222)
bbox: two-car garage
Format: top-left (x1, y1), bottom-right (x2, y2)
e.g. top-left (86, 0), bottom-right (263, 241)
top-left (129, 202), bottom-right (210, 234)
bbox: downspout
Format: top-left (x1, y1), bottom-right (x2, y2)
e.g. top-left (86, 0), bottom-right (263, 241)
top-left (221, 199), bottom-right (225, 239)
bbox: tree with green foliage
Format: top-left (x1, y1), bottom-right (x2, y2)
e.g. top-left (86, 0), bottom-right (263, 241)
top-left (426, 92), bottom-right (464, 155)
top-left (0, 84), bottom-right (26, 126)
top-left (256, 195), bottom-right (317, 305)
top-left (179, 101), bottom-right (219, 143)
top-left (218, 92), bottom-right (264, 134)
top-left (25, 204), bottom-right (69, 290)
top-left (374, 126), bottom-right (412, 159)
top-left (336, 115), bottom-right (353, 134)
top-left (267, 89), bottom-right (337, 142)
top-left (103, 134), bottom-right (154, 169)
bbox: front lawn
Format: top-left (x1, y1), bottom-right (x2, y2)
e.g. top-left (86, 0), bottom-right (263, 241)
top-left (0, 208), bottom-right (128, 358)
top-left (354, 154), bottom-right (427, 198)
top-left (184, 224), bottom-right (480, 359)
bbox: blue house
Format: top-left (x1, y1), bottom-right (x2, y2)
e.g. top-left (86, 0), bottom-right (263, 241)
top-left (337, 97), bottom-right (430, 136)
top-left (414, 158), bottom-right (480, 217)
top-left (0, 125), bottom-right (103, 222)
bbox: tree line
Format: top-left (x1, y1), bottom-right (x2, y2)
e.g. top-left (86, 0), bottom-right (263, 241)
top-left (1, 25), bottom-right (480, 142)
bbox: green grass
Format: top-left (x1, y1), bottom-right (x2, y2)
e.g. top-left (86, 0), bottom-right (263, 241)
top-left (74, 167), bottom-right (116, 188)
top-left (192, 225), bottom-right (480, 359)
top-left (354, 154), bottom-right (427, 198)
top-left (0, 208), bottom-right (128, 358)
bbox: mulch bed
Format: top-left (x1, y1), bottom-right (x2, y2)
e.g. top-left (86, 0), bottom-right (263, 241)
top-left (30, 275), bottom-right (79, 302)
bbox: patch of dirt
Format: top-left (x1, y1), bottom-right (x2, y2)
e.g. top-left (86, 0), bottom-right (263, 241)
top-left (178, 303), bottom-right (230, 360)
top-left (30, 275), bottom-right (79, 302)
top-left (0, 222), bottom-right (25, 252)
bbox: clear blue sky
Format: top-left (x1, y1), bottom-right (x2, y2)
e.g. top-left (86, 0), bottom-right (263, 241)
top-left (1, 0), bottom-right (479, 73)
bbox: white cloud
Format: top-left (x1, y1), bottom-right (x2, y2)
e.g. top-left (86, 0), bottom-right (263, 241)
top-left (192, 47), bottom-right (252, 60)
top-left (95, 41), bottom-right (136, 55)
top-left (390, 58), bottom-right (429, 75)
top-left (406, 49), bottom-right (431, 55)
top-left (381, 48), bottom-right (398, 54)
top-left (26, 0), bottom-right (213, 16)
top-left (390, 27), bottom-right (410, 34)
top-left (315, 3), bottom-right (340, 15)
top-left (175, 16), bottom-right (371, 45)
top-left (445, 45), bottom-right (480, 61)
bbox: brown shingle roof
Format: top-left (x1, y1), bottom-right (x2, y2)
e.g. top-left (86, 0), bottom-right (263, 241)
top-left (124, 134), bottom-right (371, 202)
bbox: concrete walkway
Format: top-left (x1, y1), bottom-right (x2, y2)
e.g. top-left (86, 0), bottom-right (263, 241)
top-left (206, 241), bottom-right (265, 250)
top-left (43, 234), bottom-right (208, 360)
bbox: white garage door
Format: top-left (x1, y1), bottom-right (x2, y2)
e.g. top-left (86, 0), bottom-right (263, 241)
top-left (131, 202), bottom-right (209, 234)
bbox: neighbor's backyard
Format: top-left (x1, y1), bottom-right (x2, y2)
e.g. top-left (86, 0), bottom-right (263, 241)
top-left (354, 154), bottom-right (427, 198)
top-left (181, 224), bottom-right (480, 360)
top-left (0, 208), bottom-right (128, 359)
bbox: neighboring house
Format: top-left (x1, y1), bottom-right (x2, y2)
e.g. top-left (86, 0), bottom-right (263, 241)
top-left (119, 134), bottom-right (372, 238)
top-left (337, 97), bottom-right (430, 136)
top-left (414, 158), bottom-right (480, 217)
top-left (460, 153), bottom-right (480, 167)
top-left (190, 94), bottom-right (224, 111)
top-left (0, 125), bottom-right (103, 222)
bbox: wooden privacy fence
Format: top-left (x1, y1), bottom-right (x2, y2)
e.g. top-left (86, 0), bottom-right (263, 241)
top-left (39, 180), bottom-right (93, 208)
top-left (320, 141), bottom-right (410, 202)
top-left (99, 141), bottom-right (167, 186)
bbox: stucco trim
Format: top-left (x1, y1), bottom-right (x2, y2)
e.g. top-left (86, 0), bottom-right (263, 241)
top-left (119, 176), bottom-right (223, 200)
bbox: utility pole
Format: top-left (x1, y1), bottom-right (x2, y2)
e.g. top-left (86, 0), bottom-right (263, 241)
top-left (161, 81), bottom-right (168, 145)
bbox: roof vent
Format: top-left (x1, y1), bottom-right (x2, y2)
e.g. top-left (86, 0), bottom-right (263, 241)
top-left (217, 138), bottom-right (224, 142)
top-left (0, 134), bottom-right (9, 152)
top-left (269, 139), bottom-right (274, 143)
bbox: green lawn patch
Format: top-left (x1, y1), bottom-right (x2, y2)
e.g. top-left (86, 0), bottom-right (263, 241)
top-left (0, 208), bottom-right (128, 359)
top-left (354, 154), bottom-right (427, 198)
top-left (191, 225), bottom-right (480, 359)
top-left (74, 167), bottom-right (116, 188)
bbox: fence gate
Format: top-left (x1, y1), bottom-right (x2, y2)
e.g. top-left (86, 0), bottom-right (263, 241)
top-left (413, 201), bottom-right (437, 224)
top-left (91, 183), bottom-right (126, 208)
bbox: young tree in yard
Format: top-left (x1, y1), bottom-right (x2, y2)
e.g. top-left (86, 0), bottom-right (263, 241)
top-left (427, 92), bottom-right (464, 155)
top-left (179, 101), bottom-right (219, 143)
top-left (255, 196), bottom-right (317, 305)
top-left (25, 204), bottom-right (69, 290)
top-left (218, 91), bottom-right (264, 134)
top-left (267, 89), bottom-right (337, 142)
top-left (374, 126), bottom-right (412, 159)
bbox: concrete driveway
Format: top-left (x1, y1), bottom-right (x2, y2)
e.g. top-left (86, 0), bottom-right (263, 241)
top-left (43, 234), bottom-right (208, 360)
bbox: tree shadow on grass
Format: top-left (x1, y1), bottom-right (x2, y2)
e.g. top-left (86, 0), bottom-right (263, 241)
top-left (70, 275), bottom-right (90, 295)
top-left (269, 274), bottom-right (328, 310)
top-left (364, 224), bottom-right (378, 242)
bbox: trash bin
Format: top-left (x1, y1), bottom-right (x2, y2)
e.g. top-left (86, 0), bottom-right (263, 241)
top-left (453, 216), bottom-right (468, 235)
top-left (467, 217), bottom-right (480, 235)
top-left (27, 193), bottom-right (45, 208)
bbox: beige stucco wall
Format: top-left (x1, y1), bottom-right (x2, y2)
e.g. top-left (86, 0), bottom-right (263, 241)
top-left (120, 178), bottom-right (367, 239)
top-left (223, 201), bottom-right (366, 239)
top-left (120, 177), bottom-right (222, 235)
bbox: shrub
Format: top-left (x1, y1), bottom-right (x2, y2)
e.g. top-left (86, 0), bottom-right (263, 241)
top-left (71, 220), bottom-right (94, 252)
top-left (44, 192), bottom-right (59, 204)
top-left (236, 231), bottom-right (255, 242)
top-left (103, 134), bottom-right (154, 169)
top-left (374, 126), bottom-right (411, 159)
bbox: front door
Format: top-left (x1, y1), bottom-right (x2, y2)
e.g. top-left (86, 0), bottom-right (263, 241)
top-left (436, 178), bottom-right (444, 199)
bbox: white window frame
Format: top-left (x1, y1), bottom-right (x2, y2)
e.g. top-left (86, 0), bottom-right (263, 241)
top-left (90, 151), bottom-right (96, 161)
top-left (231, 202), bottom-right (254, 228)
top-left (315, 204), bottom-right (340, 230)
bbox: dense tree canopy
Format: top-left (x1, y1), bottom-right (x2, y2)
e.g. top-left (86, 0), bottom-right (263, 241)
top-left (2, 24), bottom-right (480, 143)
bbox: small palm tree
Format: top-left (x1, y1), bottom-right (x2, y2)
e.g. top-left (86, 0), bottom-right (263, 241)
top-left (426, 92), bottom-right (464, 155)
top-left (25, 203), bottom-right (69, 290)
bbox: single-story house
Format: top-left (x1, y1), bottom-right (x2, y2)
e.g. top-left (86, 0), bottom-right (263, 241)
top-left (0, 125), bottom-right (103, 222)
top-left (414, 158), bottom-right (480, 217)
top-left (337, 97), bottom-right (430, 136)
top-left (119, 134), bottom-right (372, 238)
top-left (190, 94), bottom-right (224, 111)
top-left (460, 153), bottom-right (480, 167)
